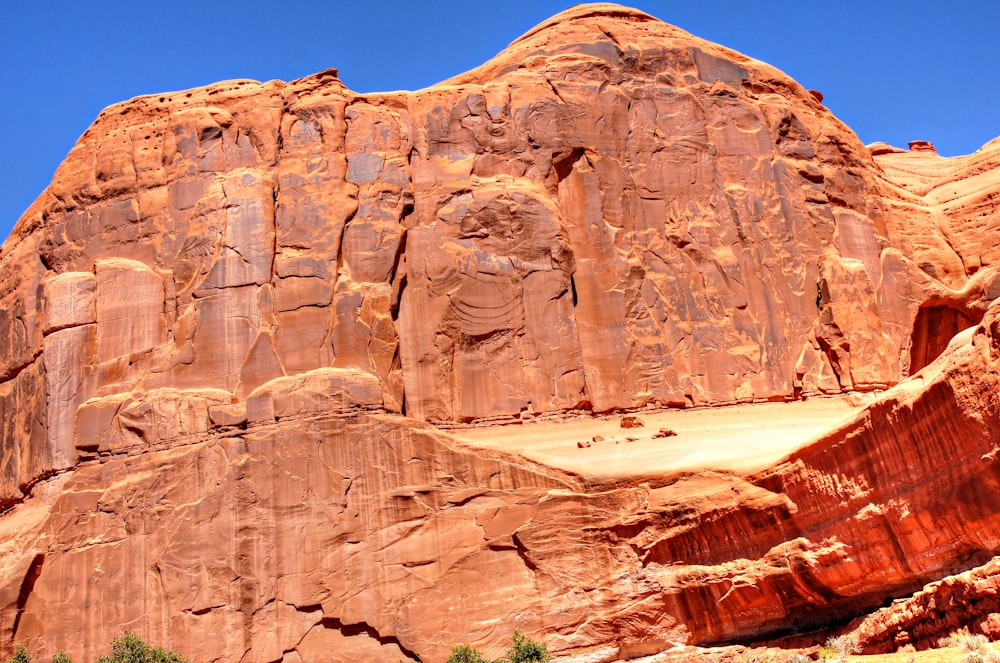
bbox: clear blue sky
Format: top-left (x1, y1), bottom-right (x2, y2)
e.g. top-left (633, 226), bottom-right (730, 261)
top-left (2, 1), bottom-right (997, 242)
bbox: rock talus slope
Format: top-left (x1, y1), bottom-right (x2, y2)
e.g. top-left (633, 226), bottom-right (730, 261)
top-left (1, 3), bottom-right (1000, 661)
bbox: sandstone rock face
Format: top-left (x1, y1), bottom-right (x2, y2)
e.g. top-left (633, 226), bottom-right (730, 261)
top-left (849, 555), bottom-right (1000, 652)
top-left (2, 3), bottom-right (1000, 662)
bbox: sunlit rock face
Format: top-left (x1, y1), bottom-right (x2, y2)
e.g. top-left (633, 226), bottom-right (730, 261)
top-left (1, 3), bottom-right (1000, 662)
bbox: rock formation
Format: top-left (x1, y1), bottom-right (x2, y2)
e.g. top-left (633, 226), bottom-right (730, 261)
top-left (1, 3), bottom-right (999, 661)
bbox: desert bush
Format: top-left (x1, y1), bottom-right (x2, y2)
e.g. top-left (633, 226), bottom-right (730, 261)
top-left (937, 629), bottom-right (1000, 663)
top-left (4, 644), bottom-right (72, 663)
top-left (505, 629), bottom-right (550, 663)
top-left (958, 646), bottom-right (1000, 663)
top-left (445, 630), bottom-right (549, 663)
top-left (940, 629), bottom-right (990, 656)
top-left (446, 644), bottom-right (491, 663)
top-left (4, 634), bottom-right (188, 663)
top-left (820, 634), bottom-right (860, 661)
top-left (95, 632), bottom-right (189, 663)
top-left (6, 644), bottom-right (31, 663)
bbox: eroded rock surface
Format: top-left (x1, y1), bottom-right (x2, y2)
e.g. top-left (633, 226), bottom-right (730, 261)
top-left (2, 3), bottom-right (1000, 661)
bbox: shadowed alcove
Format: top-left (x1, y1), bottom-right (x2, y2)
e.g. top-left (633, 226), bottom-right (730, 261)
top-left (909, 304), bottom-right (976, 374)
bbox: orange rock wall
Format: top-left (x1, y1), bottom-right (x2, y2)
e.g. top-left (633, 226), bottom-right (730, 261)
top-left (2, 8), bottom-right (947, 454)
top-left (2, 4), bottom-right (1000, 661)
top-left (3, 302), bottom-right (1000, 662)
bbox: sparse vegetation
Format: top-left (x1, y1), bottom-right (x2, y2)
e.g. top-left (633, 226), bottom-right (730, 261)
top-left (820, 634), bottom-right (861, 661)
top-left (505, 629), bottom-right (550, 663)
top-left (446, 644), bottom-right (491, 663)
top-left (5, 632), bottom-right (187, 663)
top-left (940, 629), bottom-right (989, 652)
top-left (95, 632), bottom-right (188, 663)
top-left (937, 628), bottom-right (1000, 663)
top-left (445, 630), bottom-right (549, 663)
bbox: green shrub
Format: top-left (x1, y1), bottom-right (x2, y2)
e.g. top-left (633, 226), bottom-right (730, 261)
top-left (445, 630), bottom-right (549, 663)
top-left (4, 643), bottom-right (70, 663)
top-left (7, 644), bottom-right (31, 663)
top-left (505, 630), bottom-right (549, 663)
top-left (95, 632), bottom-right (189, 663)
top-left (446, 644), bottom-right (491, 663)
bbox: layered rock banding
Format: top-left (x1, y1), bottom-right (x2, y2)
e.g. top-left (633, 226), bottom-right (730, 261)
top-left (2, 3), bottom-right (1000, 661)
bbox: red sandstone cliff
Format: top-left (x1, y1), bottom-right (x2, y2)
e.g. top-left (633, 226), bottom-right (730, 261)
top-left (1, 3), bottom-right (999, 661)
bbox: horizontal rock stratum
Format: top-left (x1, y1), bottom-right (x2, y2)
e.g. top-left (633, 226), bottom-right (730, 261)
top-left (1, 3), bottom-right (1000, 661)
